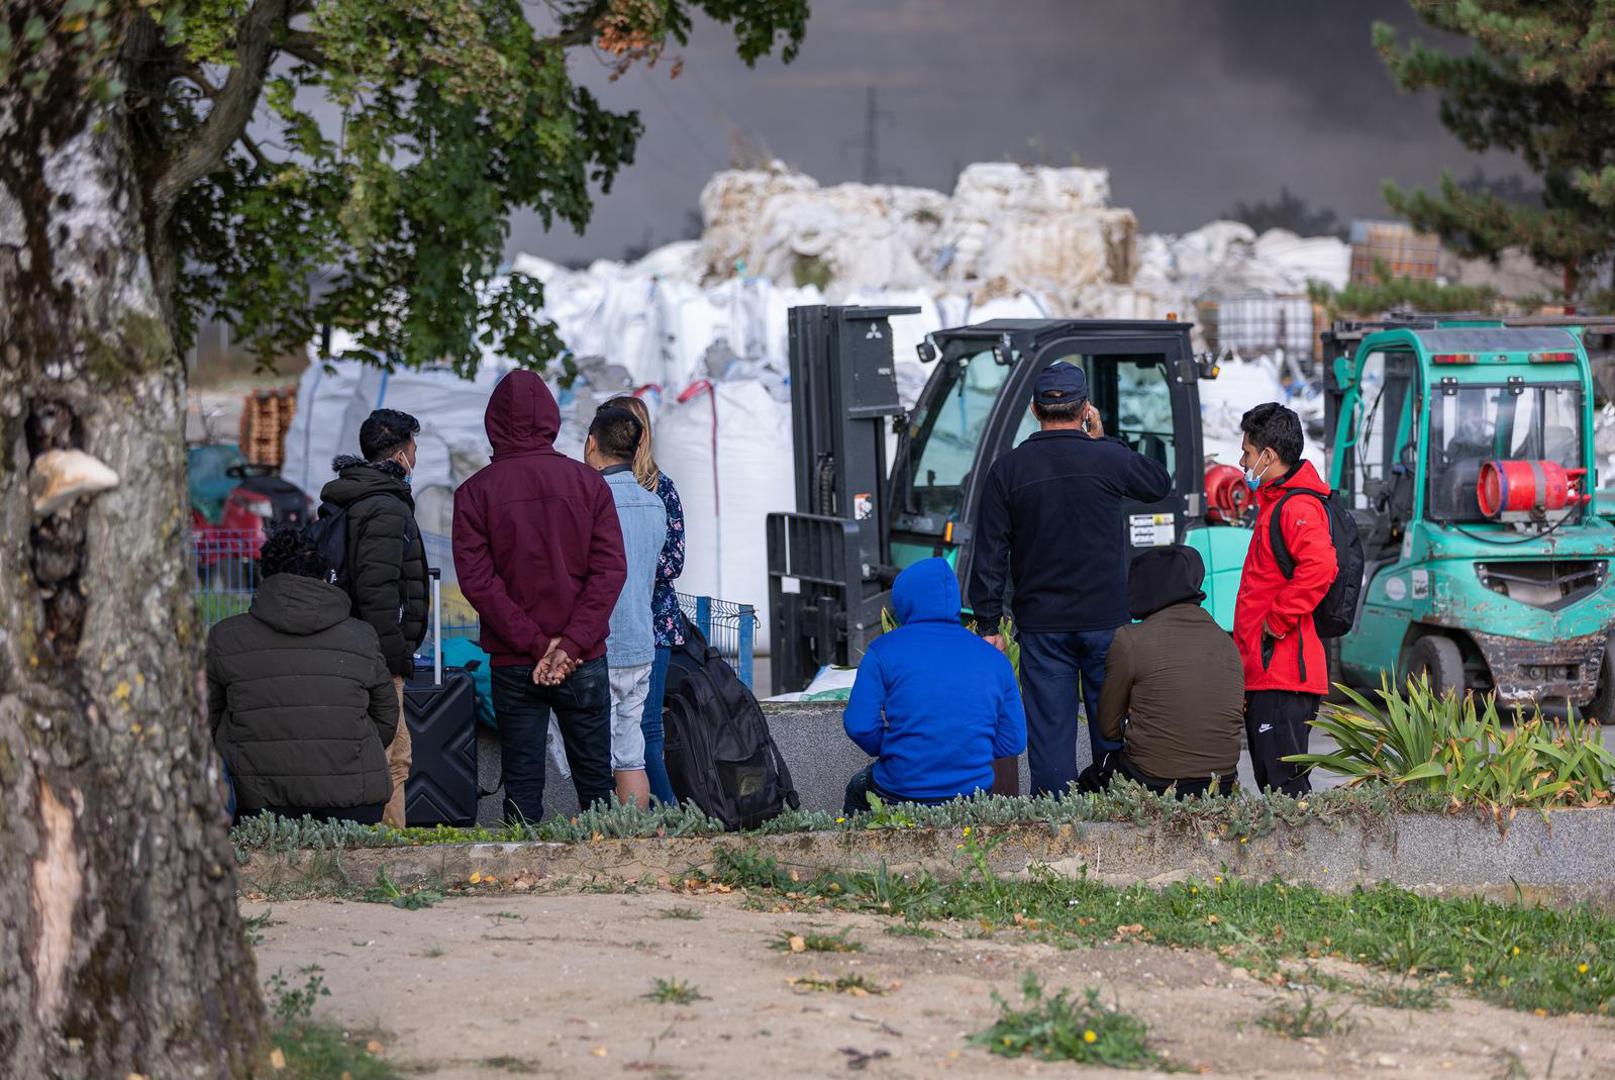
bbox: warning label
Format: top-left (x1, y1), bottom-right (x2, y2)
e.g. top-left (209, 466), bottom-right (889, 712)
top-left (1128, 513), bottom-right (1175, 547)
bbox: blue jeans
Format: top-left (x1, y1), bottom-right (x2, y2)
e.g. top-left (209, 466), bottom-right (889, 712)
top-left (1018, 629), bottom-right (1122, 797)
top-left (641, 647), bottom-right (677, 805)
top-left (491, 657), bottom-right (613, 824)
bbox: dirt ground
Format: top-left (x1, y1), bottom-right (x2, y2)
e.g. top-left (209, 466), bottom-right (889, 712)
top-left (246, 890), bottom-right (1615, 1079)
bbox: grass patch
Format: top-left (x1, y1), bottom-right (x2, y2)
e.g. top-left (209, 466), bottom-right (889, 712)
top-left (787, 972), bottom-right (891, 996)
top-left (771, 927), bottom-right (862, 953)
top-left (360, 866), bottom-right (443, 910)
top-left (1258, 984), bottom-right (1356, 1038)
top-left (266, 966), bottom-right (394, 1078)
top-left (644, 977), bottom-right (706, 1005)
top-left (701, 848), bottom-right (1615, 1016)
top-left (971, 973), bottom-right (1161, 1068)
top-left (242, 907), bottom-right (275, 946)
top-left (659, 905), bottom-right (703, 921)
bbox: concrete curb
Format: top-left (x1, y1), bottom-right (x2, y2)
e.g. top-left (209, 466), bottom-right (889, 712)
top-left (239, 808), bottom-right (1615, 908)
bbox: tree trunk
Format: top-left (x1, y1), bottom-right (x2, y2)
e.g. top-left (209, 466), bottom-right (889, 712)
top-left (0, 26), bottom-right (265, 1080)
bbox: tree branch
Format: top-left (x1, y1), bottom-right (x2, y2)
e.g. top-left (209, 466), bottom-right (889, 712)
top-left (149, 0), bottom-right (291, 218)
top-left (278, 30), bottom-right (330, 68)
top-left (239, 133), bottom-right (276, 174)
top-left (545, 0), bottom-right (611, 49)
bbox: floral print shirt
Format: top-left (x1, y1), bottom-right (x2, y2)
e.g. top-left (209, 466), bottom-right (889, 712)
top-left (651, 472), bottom-right (686, 647)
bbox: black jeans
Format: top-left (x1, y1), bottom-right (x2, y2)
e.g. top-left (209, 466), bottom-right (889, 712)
top-left (1245, 689), bottom-right (1320, 796)
top-left (492, 657), bottom-right (613, 824)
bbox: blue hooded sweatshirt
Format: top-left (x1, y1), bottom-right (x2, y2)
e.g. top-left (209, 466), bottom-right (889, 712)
top-left (843, 558), bottom-right (1027, 801)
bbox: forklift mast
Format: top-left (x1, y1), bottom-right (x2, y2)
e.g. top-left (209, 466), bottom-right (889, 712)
top-left (768, 305), bottom-right (919, 695)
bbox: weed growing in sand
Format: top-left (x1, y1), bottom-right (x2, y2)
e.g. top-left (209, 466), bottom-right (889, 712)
top-left (360, 866), bottom-right (443, 910)
top-left (1258, 984), bottom-right (1356, 1039)
top-left (885, 922), bottom-right (941, 939)
top-left (971, 973), bottom-right (1161, 1068)
top-left (645, 977), bottom-right (707, 1005)
top-left (787, 973), bottom-right (890, 996)
top-left (266, 967), bottom-right (393, 1078)
top-left (242, 907), bottom-right (275, 946)
top-left (660, 905), bottom-right (703, 920)
top-left (1358, 977), bottom-right (1443, 1011)
top-left (770, 928), bottom-right (862, 953)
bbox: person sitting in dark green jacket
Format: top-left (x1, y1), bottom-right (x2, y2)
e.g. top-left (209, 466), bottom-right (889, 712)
top-left (208, 527), bottom-right (399, 824)
top-left (1089, 545), bottom-right (1244, 798)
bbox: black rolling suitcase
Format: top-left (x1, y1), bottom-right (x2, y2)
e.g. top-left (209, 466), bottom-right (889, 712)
top-left (403, 569), bottom-right (479, 826)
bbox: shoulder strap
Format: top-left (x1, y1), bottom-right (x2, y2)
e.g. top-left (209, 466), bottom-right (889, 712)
top-left (1268, 488), bottom-right (1327, 580)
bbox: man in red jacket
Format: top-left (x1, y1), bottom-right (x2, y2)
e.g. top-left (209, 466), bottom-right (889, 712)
top-left (1234, 403), bottom-right (1338, 796)
top-left (453, 370), bottom-right (628, 822)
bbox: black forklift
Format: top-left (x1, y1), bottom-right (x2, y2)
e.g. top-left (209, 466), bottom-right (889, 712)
top-left (767, 305), bottom-right (1228, 695)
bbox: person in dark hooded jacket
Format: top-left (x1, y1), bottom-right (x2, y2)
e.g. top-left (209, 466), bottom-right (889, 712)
top-left (452, 370), bottom-right (628, 823)
top-left (319, 407), bottom-right (430, 828)
top-left (1090, 545), bottom-right (1244, 797)
top-left (208, 528), bottom-right (398, 823)
top-left (842, 558), bottom-right (1026, 814)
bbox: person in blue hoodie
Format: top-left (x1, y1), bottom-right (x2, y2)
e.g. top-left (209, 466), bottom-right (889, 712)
top-left (842, 558), bottom-right (1027, 814)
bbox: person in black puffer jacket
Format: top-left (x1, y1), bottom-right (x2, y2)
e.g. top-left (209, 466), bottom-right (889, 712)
top-left (208, 528), bottom-right (398, 823)
top-left (319, 408), bottom-right (430, 827)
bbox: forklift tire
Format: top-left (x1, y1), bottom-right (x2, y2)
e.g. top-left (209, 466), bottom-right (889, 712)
top-left (1590, 638), bottom-right (1615, 725)
top-left (1405, 635), bottom-right (1464, 698)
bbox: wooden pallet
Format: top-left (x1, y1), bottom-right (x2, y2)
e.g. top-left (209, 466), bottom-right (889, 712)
top-left (240, 386), bottom-right (297, 467)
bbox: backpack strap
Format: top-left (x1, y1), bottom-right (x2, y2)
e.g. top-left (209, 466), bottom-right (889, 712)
top-left (1268, 488), bottom-right (1327, 581)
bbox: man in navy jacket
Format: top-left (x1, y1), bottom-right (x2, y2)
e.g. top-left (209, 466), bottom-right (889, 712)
top-left (842, 558), bottom-right (1026, 813)
top-left (967, 362), bottom-right (1172, 797)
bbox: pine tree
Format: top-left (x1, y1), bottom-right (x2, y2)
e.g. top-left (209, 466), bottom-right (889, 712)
top-left (1375, 1), bottom-right (1615, 300)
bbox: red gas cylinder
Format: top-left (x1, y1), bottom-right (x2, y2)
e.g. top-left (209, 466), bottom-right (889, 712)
top-left (1476, 459), bottom-right (1587, 517)
top-left (1205, 462), bottom-right (1250, 524)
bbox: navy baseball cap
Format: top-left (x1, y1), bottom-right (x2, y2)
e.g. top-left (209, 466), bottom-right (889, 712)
top-left (1034, 361), bottom-right (1088, 406)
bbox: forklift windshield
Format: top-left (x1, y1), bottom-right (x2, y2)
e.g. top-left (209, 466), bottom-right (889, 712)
top-left (1428, 383), bottom-right (1585, 522)
top-left (903, 347), bottom-right (1178, 528)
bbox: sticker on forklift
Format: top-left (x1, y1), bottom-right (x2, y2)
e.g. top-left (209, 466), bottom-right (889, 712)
top-left (1128, 513), bottom-right (1175, 547)
top-left (854, 493), bottom-right (874, 520)
top-left (1411, 569), bottom-right (1429, 600)
top-left (1385, 576), bottom-right (1408, 601)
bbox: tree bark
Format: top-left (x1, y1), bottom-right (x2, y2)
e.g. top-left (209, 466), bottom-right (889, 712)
top-left (0, 17), bottom-right (266, 1080)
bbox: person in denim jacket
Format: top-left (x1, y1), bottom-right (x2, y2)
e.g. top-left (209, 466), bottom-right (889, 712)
top-left (604, 395), bottom-right (685, 806)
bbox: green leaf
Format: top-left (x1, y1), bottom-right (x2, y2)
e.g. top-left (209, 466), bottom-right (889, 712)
top-left (23, 15), bottom-right (46, 43)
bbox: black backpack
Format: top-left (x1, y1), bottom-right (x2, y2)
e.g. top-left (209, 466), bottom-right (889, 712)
top-left (663, 614), bottom-right (799, 830)
top-left (304, 501), bottom-right (358, 590)
top-left (1269, 488), bottom-right (1365, 639)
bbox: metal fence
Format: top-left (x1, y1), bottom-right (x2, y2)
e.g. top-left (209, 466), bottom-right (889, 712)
top-left (193, 527), bottom-right (757, 687)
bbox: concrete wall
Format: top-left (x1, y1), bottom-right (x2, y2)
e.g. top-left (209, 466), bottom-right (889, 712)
top-left (473, 702), bottom-right (1056, 826)
top-left (243, 808), bottom-right (1615, 908)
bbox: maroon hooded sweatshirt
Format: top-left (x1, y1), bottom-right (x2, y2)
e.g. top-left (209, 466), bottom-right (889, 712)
top-left (452, 370), bottom-right (627, 667)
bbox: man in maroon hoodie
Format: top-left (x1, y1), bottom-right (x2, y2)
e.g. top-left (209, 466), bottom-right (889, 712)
top-left (1234, 403), bottom-right (1338, 797)
top-left (453, 370), bottom-right (627, 822)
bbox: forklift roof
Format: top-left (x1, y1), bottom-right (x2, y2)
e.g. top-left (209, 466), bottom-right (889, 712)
top-left (1408, 326), bottom-right (1581, 354)
top-left (937, 318), bottom-right (1194, 343)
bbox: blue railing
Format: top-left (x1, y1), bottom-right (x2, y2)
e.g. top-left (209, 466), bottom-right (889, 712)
top-left (194, 527), bottom-right (756, 687)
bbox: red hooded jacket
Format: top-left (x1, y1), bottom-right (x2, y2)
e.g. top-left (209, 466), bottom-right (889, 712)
top-left (452, 371), bottom-right (627, 667)
top-left (1233, 461), bottom-right (1339, 695)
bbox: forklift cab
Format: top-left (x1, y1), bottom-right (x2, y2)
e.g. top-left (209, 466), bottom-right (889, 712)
top-left (888, 320), bottom-right (1208, 591)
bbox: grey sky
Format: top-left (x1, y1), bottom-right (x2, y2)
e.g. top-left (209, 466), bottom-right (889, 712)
top-left (514, 0), bottom-right (1516, 265)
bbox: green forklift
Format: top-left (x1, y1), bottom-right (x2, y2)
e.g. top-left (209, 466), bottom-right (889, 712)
top-left (1319, 316), bottom-right (1615, 720)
